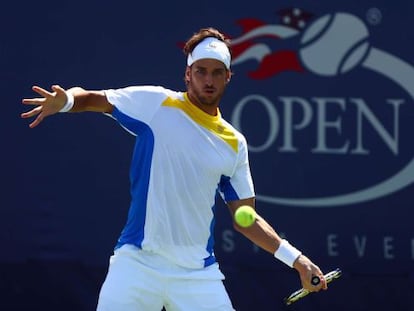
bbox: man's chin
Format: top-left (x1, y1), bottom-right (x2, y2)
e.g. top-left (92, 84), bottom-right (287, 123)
top-left (200, 98), bottom-right (218, 106)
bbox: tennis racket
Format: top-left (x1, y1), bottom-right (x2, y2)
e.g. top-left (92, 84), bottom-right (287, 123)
top-left (284, 268), bottom-right (342, 305)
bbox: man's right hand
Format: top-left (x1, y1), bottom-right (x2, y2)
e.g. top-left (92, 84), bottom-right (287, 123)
top-left (21, 85), bottom-right (68, 128)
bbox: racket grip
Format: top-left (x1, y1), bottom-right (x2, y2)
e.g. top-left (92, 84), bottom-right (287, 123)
top-left (311, 275), bottom-right (320, 286)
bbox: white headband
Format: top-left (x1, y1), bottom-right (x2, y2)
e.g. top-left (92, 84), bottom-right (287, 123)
top-left (187, 37), bottom-right (231, 69)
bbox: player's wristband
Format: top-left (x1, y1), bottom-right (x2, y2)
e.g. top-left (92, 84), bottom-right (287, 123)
top-left (274, 239), bottom-right (302, 268)
top-left (59, 91), bottom-right (74, 113)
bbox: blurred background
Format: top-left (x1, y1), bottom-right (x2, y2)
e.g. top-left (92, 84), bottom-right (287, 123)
top-left (2, 0), bottom-right (414, 310)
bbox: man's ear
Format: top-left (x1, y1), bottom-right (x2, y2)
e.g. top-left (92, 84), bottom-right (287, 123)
top-left (226, 71), bottom-right (232, 84)
top-left (185, 66), bottom-right (191, 83)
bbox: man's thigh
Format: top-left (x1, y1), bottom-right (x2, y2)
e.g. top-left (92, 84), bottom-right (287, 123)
top-left (96, 249), bottom-right (165, 311)
top-left (165, 278), bottom-right (235, 311)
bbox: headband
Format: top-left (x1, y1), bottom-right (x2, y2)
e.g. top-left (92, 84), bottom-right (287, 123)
top-left (187, 37), bottom-right (231, 69)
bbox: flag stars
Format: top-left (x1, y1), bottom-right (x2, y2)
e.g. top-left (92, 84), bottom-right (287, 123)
top-left (297, 20), bottom-right (306, 29)
top-left (278, 7), bottom-right (313, 30)
top-left (283, 15), bottom-right (291, 25)
top-left (293, 8), bottom-right (301, 17)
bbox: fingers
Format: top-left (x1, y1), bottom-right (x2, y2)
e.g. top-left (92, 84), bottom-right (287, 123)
top-left (20, 107), bottom-right (44, 128)
top-left (22, 85), bottom-right (64, 104)
top-left (22, 85), bottom-right (54, 105)
top-left (32, 85), bottom-right (55, 98)
top-left (28, 114), bottom-right (44, 128)
top-left (312, 273), bottom-right (327, 291)
top-left (308, 268), bottom-right (328, 292)
top-left (21, 106), bottom-right (42, 118)
top-left (21, 85), bottom-right (66, 128)
top-left (295, 256), bottom-right (327, 292)
top-left (21, 106), bottom-right (45, 128)
top-left (314, 265), bottom-right (328, 290)
top-left (22, 97), bottom-right (46, 106)
top-left (51, 84), bottom-right (65, 95)
top-left (320, 274), bottom-right (328, 290)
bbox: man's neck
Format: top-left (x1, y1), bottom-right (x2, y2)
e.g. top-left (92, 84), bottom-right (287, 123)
top-left (186, 92), bottom-right (219, 116)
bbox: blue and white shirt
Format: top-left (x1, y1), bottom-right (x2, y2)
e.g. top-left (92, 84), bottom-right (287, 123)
top-left (105, 85), bottom-right (255, 269)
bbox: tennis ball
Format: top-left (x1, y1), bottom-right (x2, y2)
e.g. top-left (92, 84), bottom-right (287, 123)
top-left (234, 205), bottom-right (256, 228)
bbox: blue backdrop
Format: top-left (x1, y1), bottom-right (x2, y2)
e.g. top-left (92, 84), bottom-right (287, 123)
top-left (3, 0), bottom-right (414, 310)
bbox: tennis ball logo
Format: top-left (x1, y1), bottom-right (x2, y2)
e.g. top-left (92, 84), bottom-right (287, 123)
top-left (299, 13), bottom-right (370, 76)
top-left (234, 205), bottom-right (256, 228)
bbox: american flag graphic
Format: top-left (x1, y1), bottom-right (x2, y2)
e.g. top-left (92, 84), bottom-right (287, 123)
top-left (230, 8), bottom-right (314, 79)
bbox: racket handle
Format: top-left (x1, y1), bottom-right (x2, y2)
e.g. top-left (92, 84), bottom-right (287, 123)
top-left (311, 275), bottom-right (321, 286)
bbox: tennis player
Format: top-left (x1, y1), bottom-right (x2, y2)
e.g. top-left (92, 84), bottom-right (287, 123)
top-left (21, 27), bottom-right (327, 311)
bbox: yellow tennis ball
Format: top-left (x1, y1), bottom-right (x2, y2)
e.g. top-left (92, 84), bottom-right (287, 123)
top-left (235, 205), bottom-right (256, 227)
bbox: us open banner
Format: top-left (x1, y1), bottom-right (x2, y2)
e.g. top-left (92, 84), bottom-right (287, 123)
top-left (3, 1), bottom-right (414, 310)
top-left (216, 6), bottom-right (414, 271)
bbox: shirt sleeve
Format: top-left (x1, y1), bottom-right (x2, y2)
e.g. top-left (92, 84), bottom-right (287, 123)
top-left (104, 85), bottom-right (170, 124)
top-left (220, 135), bottom-right (255, 202)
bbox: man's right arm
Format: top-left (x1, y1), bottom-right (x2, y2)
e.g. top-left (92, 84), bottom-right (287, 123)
top-left (21, 85), bottom-right (113, 128)
top-left (67, 87), bottom-right (113, 113)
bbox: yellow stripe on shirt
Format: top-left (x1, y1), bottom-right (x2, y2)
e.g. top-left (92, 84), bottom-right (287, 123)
top-left (162, 93), bottom-right (238, 153)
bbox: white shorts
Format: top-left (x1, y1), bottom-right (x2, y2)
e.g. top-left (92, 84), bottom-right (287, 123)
top-left (96, 244), bottom-right (235, 311)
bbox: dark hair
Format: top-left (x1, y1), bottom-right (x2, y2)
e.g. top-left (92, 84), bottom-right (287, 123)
top-left (183, 27), bottom-right (232, 57)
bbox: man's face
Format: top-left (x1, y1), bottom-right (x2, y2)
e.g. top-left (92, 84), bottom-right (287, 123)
top-left (185, 58), bottom-right (231, 114)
